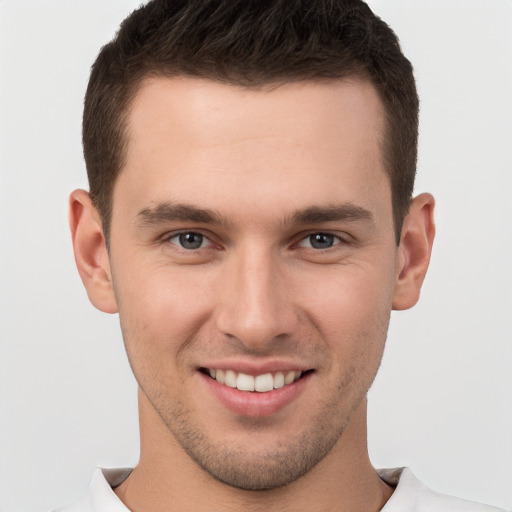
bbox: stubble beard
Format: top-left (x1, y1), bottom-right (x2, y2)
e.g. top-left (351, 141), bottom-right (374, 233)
top-left (142, 363), bottom-right (372, 491)
top-left (119, 292), bottom-right (390, 492)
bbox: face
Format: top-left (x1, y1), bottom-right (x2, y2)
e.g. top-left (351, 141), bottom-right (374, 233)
top-left (108, 77), bottom-right (400, 489)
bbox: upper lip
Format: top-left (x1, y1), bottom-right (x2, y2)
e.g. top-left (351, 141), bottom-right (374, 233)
top-left (197, 359), bottom-right (313, 376)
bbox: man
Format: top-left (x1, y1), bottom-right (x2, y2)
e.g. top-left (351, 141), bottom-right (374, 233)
top-left (59, 0), bottom-right (505, 510)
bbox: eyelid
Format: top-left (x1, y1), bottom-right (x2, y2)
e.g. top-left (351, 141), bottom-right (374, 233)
top-left (162, 229), bottom-right (216, 250)
top-left (298, 235), bottom-right (339, 249)
top-left (158, 228), bottom-right (351, 251)
top-left (295, 231), bottom-right (350, 248)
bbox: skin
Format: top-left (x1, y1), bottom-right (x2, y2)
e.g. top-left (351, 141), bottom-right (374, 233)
top-left (70, 76), bottom-right (435, 511)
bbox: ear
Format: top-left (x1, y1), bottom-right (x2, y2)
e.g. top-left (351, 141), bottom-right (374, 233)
top-left (69, 189), bottom-right (118, 314)
top-left (392, 193), bottom-right (436, 310)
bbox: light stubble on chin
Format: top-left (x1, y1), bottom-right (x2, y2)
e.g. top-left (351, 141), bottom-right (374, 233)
top-left (143, 365), bottom-right (366, 491)
top-left (119, 286), bottom-right (391, 491)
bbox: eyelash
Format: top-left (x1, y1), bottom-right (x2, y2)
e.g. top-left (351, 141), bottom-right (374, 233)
top-left (162, 230), bottom-right (348, 252)
top-left (164, 231), bottom-right (215, 251)
top-left (297, 232), bottom-right (346, 250)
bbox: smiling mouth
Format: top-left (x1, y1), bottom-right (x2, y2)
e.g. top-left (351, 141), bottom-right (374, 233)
top-left (200, 368), bottom-right (310, 393)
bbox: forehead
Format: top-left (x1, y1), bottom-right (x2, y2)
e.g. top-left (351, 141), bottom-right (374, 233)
top-left (127, 75), bottom-right (385, 155)
top-left (115, 76), bottom-right (390, 227)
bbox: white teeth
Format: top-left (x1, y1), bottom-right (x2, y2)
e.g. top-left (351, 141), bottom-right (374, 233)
top-left (254, 373), bottom-right (274, 392)
top-left (216, 369), bottom-right (225, 384)
top-left (273, 371), bottom-right (285, 389)
top-left (225, 369), bottom-right (237, 388)
top-left (237, 372), bottom-right (255, 391)
top-left (284, 371), bottom-right (296, 385)
top-left (208, 368), bottom-right (304, 392)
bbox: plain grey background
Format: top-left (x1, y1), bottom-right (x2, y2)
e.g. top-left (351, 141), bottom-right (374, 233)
top-left (0, 1), bottom-right (511, 510)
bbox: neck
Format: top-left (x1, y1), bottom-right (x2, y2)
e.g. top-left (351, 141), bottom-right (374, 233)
top-left (114, 389), bottom-right (393, 512)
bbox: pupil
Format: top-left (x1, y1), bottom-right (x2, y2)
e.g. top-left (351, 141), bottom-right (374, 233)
top-left (310, 233), bottom-right (334, 249)
top-left (179, 232), bottom-right (203, 249)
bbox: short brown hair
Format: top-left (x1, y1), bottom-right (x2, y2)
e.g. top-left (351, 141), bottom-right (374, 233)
top-left (83, 0), bottom-right (418, 242)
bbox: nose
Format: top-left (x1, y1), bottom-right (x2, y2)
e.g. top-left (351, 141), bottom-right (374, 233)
top-left (214, 244), bottom-right (298, 351)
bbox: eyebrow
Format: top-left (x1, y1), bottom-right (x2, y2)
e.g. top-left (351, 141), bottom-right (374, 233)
top-left (136, 202), bottom-right (229, 227)
top-left (289, 204), bottom-right (374, 225)
top-left (135, 201), bottom-right (374, 228)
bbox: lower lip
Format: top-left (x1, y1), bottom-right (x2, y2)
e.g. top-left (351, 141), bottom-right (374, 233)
top-left (200, 371), bottom-right (311, 418)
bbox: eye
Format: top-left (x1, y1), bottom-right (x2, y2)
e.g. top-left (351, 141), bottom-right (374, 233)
top-left (298, 233), bottom-right (342, 249)
top-left (168, 232), bottom-right (212, 250)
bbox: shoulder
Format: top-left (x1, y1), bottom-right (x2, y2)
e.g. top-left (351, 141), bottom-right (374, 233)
top-left (379, 467), bottom-right (508, 512)
top-left (51, 468), bottom-right (132, 512)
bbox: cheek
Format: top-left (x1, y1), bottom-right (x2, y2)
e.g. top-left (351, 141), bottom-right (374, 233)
top-left (299, 262), bottom-right (395, 364)
top-left (113, 262), bottom-right (215, 359)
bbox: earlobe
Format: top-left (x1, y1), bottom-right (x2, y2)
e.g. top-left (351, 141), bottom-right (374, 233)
top-left (392, 193), bottom-right (436, 311)
top-left (69, 189), bottom-right (118, 314)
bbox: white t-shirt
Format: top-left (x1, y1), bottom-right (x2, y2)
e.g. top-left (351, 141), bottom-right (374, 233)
top-left (54, 467), bottom-right (507, 511)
